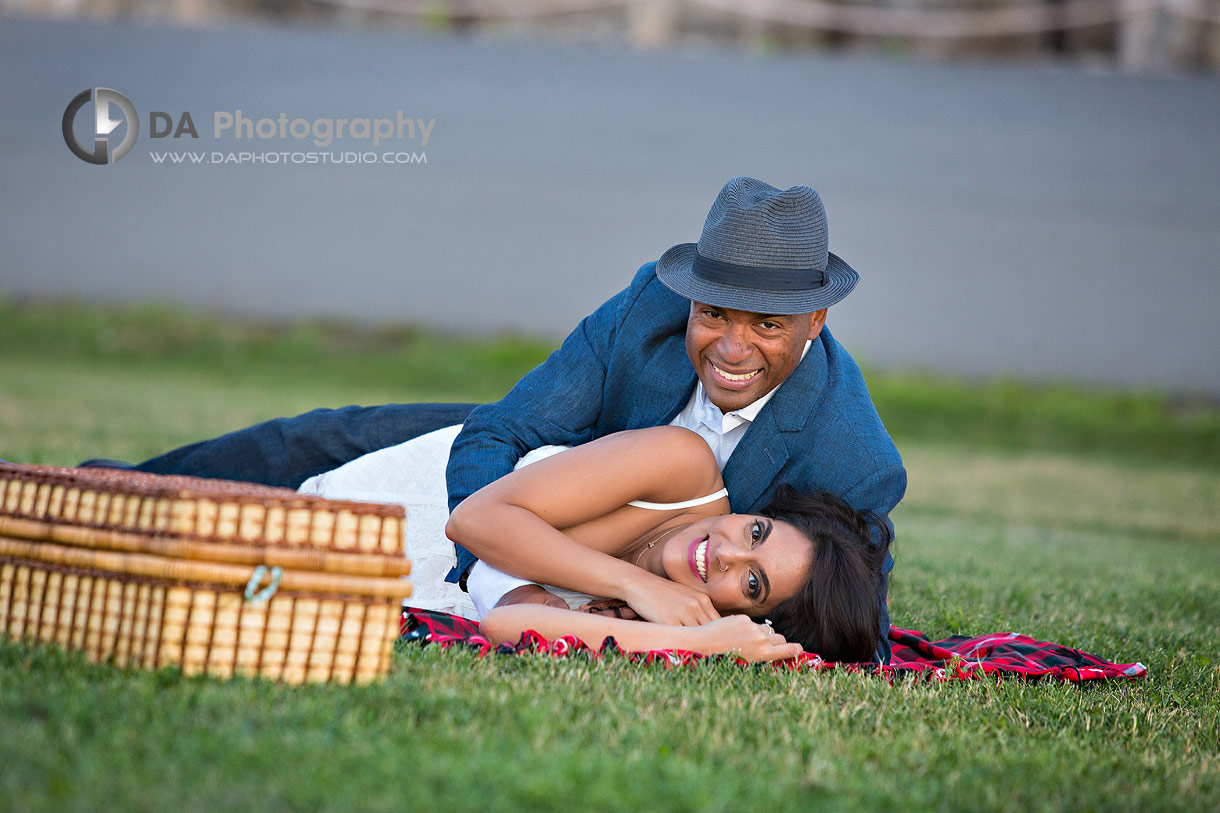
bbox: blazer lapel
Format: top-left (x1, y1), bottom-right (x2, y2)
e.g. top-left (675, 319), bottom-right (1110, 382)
top-left (723, 334), bottom-right (828, 510)
top-left (723, 409), bottom-right (789, 512)
top-left (628, 340), bottom-right (697, 429)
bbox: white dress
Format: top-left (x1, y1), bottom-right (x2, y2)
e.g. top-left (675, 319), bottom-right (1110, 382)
top-left (297, 425), bottom-right (588, 620)
top-left (298, 425), bottom-right (479, 619)
top-left (298, 425), bottom-right (728, 620)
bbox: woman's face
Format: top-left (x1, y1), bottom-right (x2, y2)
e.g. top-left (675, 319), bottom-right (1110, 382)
top-left (658, 514), bottom-right (813, 616)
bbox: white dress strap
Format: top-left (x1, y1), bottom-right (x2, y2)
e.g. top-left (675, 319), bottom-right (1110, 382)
top-left (627, 487), bottom-right (728, 511)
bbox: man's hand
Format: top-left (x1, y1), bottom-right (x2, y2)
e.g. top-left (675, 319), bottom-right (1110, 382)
top-left (576, 599), bottom-right (640, 620)
top-left (494, 584), bottom-right (568, 610)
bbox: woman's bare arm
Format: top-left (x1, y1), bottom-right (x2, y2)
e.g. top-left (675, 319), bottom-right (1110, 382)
top-left (445, 426), bottom-right (725, 625)
top-left (480, 605), bottom-right (803, 664)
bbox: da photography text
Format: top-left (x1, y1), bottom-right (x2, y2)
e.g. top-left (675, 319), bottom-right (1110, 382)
top-left (159, 109), bottom-right (434, 148)
top-left (62, 87), bottom-right (434, 166)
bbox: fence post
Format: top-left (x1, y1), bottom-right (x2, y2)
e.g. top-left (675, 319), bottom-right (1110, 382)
top-left (628, 0), bottom-right (681, 48)
top-left (1119, 0), bottom-right (1174, 70)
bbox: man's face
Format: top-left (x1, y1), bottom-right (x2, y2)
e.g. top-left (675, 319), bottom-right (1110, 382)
top-left (685, 302), bottom-right (827, 413)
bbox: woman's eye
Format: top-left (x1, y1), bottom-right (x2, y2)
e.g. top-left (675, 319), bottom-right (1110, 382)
top-left (747, 571), bottom-right (760, 598)
top-left (750, 522), bottom-right (762, 545)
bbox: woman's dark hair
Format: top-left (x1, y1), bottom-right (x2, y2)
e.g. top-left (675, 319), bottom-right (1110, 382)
top-left (757, 485), bottom-right (892, 663)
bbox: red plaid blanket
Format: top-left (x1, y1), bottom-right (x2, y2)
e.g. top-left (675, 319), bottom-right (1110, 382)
top-left (400, 608), bottom-right (1147, 682)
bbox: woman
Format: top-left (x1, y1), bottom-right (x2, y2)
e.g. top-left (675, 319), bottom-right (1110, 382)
top-left (302, 425), bottom-right (889, 663)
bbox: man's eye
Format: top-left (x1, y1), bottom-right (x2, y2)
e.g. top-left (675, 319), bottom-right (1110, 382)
top-left (704, 309), bottom-right (723, 319)
top-left (759, 321), bottom-right (780, 330)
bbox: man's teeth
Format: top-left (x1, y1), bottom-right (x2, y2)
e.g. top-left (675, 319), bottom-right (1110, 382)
top-left (713, 364), bottom-right (759, 382)
top-left (696, 538), bottom-right (708, 581)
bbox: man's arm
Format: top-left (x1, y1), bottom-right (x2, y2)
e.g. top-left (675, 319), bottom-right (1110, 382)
top-left (496, 584), bottom-right (569, 610)
top-left (443, 264), bottom-right (671, 581)
top-left (445, 271), bottom-right (641, 509)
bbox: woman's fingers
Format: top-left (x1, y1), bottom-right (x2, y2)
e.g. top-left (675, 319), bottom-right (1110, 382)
top-left (738, 620), bottom-right (802, 662)
top-left (774, 642), bottom-right (805, 662)
top-left (622, 579), bottom-right (721, 626)
top-left (693, 615), bottom-right (803, 662)
top-left (746, 638), bottom-right (804, 663)
top-left (744, 632), bottom-right (796, 662)
top-left (679, 592), bottom-right (720, 626)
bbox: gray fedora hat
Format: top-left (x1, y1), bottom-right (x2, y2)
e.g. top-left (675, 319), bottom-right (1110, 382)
top-left (656, 177), bottom-right (858, 314)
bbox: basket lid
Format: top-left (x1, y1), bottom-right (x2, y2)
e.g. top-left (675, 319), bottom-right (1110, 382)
top-left (0, 463), bottom-right (406, 557)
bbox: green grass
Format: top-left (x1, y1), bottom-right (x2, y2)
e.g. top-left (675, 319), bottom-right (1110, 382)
top-left (865, 371), bottom-right (1220, 472)
top-left (0, 299), bottom-right (555, 466)
top-left (3, 298), bottom-right (1217, 471)
top-left (2, 299), bottom-right (1218, 811)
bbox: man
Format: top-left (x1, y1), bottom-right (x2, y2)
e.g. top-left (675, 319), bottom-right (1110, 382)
top-left (107, 177), bottom-right (905, 660)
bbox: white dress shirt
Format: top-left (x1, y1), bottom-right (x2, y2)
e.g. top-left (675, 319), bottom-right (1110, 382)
top-left (668, 339), bottom-right (811, 469)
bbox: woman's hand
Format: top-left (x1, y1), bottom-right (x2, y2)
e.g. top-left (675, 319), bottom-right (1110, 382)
top-left (620, 576), bottom-right (721, 627)
top-left (689, 616), bottom-right (804, 663)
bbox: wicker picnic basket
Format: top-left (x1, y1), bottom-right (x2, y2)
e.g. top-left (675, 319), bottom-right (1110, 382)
top-left (0, 462), bottom-right (411, 684)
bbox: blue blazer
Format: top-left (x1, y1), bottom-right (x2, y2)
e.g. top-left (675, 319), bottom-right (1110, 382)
top-left (446, 262), bottom-right (907, 658)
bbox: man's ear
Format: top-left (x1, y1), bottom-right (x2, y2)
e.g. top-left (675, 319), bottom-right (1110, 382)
top-left (807, 308), bottom-right (828, 340)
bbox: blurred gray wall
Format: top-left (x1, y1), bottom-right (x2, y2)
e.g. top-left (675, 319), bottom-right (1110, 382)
top-left (2, 16), bottom-right (1219, 393)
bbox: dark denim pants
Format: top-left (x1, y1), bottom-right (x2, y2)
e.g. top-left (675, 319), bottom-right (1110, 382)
top-left (134, 403), bottom-right (477, 488)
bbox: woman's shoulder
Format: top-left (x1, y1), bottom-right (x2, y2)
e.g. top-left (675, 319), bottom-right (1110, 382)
top-left (610, 426), bottom-right (723, 502)
top-left (609, 425), bottom-right (716, 464)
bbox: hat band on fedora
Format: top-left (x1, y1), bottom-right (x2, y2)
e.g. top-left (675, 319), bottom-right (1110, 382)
top-left (691, 250), bottom-right (825, 292)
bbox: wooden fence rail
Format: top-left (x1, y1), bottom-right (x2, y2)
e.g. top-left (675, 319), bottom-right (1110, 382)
top-left (308, 0), bottom-right (1220, 35)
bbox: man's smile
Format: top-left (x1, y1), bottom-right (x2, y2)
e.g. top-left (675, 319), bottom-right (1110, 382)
top-left (709, 361), bottom-right (762, 386)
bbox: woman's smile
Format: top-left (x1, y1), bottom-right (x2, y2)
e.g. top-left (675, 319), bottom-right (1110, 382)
top-left (662, 514), bottom-right (813, 615)
top-left (688, 536), bottom-right (709, 582)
